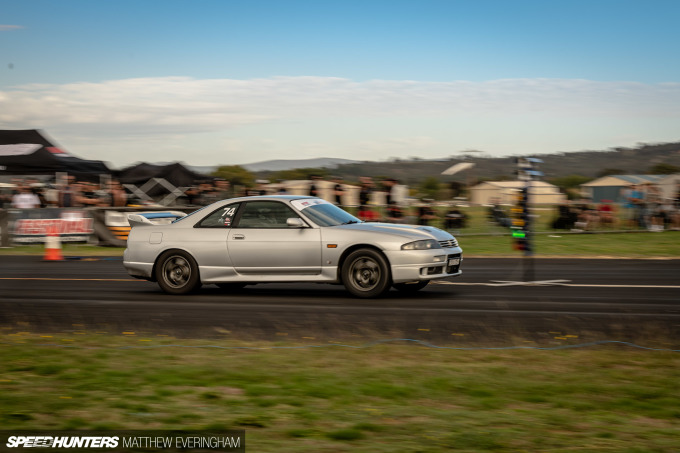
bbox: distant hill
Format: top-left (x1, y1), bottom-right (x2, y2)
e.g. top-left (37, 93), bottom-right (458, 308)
top-left (298, 142), bottom-right (680, 185)
top-left (173, 158), bottom-right (358, 176)
top-left (242, 157), bottom-right (358, 172)
top-left (178, 142), bottom-right (680, 184)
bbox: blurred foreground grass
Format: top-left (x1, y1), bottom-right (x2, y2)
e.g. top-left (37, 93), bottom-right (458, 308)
top-left (1, 230), bottom-right (679, 257)
top-left (1, 333), bottom-right (678, 452)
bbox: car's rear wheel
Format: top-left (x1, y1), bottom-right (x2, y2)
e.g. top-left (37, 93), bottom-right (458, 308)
top-left (393, 280), bottom-right (429, 293)
top-left (155, 250), bottom-right (201, 295)
top-left (342, 248), bottom-right (391, 298)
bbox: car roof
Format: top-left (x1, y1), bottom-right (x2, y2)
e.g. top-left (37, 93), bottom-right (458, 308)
top-left (212, 195), bottom-right (317, 205)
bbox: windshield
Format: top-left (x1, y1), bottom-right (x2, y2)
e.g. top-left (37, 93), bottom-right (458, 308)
top-left (291, 199), bottom-right (361, 227)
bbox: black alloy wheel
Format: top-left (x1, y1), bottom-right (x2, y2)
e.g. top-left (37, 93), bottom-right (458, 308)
top-left (342, 248), bottom-right (391, 298)
top-left (155, 250), bottom-right (201, 295)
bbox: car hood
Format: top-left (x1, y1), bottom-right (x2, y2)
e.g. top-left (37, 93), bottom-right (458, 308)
top-left (333, 222), bottom-right (454, 241)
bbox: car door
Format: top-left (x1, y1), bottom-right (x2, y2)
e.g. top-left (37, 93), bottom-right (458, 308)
top-left (188, 202), bottom-right (241, 280)
top-left (227, 200), bottom-right (322, 275)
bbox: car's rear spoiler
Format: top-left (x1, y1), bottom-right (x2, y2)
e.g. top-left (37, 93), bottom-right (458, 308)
top-left (127, 211), bottom-right (187, 228)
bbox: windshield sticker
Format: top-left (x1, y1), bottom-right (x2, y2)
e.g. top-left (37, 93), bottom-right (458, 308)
top-left (291, 199), bottom-right (331, 211)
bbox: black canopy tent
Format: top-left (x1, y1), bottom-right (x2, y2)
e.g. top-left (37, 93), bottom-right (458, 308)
top-left (116, 162), bottom-right (207, 190)
top-left (0, 129), bottom-right (110, 179)
top-left (115, 162), bottom-right (209, 203)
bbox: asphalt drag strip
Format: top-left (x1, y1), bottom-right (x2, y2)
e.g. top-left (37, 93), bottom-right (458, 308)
top-left (0, 256), bottom-right (678, 346)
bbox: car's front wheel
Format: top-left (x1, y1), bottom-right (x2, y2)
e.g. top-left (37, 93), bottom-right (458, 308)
top-left (155, 250), bottom-right (201, 295)
top-left (393, 280), bottom-right (429, 293)
top-left (342, 248), bottom-right (391, 298)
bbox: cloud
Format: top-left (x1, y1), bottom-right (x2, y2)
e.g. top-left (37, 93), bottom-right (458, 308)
top-left (0, 25), bottom-right (23, 31)
top-left (3, 76), bottom-right (679, 130)
top-left (1, 76), bottom-right (678, 165)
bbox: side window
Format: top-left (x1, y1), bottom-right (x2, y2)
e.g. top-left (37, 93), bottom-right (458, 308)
top-left (196, 203), bottom-right (240, 228)
top-left (235, 201), bottom-right (300, 228)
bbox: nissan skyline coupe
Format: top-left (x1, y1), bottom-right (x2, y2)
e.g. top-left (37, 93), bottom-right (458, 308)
top-left (123, 195), bottom-right (463, 298)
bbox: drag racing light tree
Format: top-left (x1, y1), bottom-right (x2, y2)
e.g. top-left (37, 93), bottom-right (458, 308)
top-left (510, 186), bottom-right (529, 251)
top-left (512, 157), bottom-right (543, 256)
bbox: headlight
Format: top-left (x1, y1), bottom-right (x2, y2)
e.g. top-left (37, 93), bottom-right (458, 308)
top-left (401, 239), bottom-right (442, 250)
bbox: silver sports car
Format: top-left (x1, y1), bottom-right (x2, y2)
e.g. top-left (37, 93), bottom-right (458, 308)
top-left (123, 196), bottom-right (463, 298)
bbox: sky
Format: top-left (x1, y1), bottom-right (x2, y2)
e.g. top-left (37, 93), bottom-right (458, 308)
top-left (1, 0), bottom-right (679, 168)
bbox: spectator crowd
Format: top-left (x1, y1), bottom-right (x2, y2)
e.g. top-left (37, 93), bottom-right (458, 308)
top-left (549, 182), bottom-right (680, 232)
top-left (3, 175), bottom-right (679, 232)
top-left (1, 177), bottom-right (129, 209)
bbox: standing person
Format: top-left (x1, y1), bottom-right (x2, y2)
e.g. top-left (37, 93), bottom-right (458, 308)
top-left (12, 185), bottom-right (41, 209)
top-left (645, 185), bottom-right (664, 231)
top-left (59, 176), bottom-right (84, 208)
top-left (383, 178), bottom-right (396, 206)
top-left (184, 186), bottom-right (201, 205)
top-left (670, 181), bottom-right (680, 230)
top-left (627, 184), bottom-right (645, 228)
top-left (444, 205), bottom-right (467, 229)
top-left (0, 184), bottom-right (11, 208)
top-left (597, 200), bottom-right (616, 228)
top-left (101, 180), bottom-right (128, 207)
top-left (309, 175), bottom-right (322, 198)
top-left (214, 178), bottom-right (232, 200)
top-left (2, 179), bottom-right (21, 208)
top-left (97, 181), bottom-right (114, 207)
top-left (113, 181), bottom-right (128, 207)
top-left (43, 182), bottom-right (60, 207)
top-left (26, 179), bottom-right (47, 208)
top-left (417, 199), bottom-right (438, 226)
top-left (383, 178), bottom-right (404, 223)
top-left (332, 176), bottom-right (344, 206)
top-left (79, 182), bottom-right (101, 207)
top-left (198, 182), bottom-right (219, 205)
top-left (358, 177), bottom-right (375, 221)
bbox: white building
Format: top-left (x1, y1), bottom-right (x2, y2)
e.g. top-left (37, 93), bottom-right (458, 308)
top-left (267, 179), bottom-right (411, 207)
top-left (468, 180), bottom-right (566, 205)
top-left (579, 174), bottom-right (674, 203)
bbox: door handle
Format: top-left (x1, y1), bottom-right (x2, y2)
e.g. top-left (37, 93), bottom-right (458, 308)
top-left (232, 234), bottom-right (245, 240)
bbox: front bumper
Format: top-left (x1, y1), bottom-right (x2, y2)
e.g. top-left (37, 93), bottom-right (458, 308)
top-left (385, 247), bottom-right (463, 283)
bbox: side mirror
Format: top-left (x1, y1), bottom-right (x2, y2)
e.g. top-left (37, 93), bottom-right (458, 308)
top-left (286, 217), bottom-right (306, 228)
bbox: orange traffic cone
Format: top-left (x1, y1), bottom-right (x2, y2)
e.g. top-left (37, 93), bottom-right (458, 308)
top-left (43, 222), bottom-right (64, 261)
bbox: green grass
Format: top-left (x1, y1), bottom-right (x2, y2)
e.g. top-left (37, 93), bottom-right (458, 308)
top-left (460, 230), bottom-right (680, 257)
top-left (1, 333), bottom-right (679, 452)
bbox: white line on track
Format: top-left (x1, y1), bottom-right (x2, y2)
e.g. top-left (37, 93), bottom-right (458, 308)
top-left (0, 278), bottom-right (141, 282)
top-left (432, 281), bottom-right (680, 289)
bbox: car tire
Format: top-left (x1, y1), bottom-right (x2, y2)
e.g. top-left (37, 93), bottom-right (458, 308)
top-left (342, 248), bottom-right (391, 298)
top-left (155, 250), bottom-right (201, 295)
top-left (393, 280), bottom-right (429, 293)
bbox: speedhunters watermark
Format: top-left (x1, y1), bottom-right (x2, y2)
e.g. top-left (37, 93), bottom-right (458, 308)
top-left (0, 431), bottom-right (244, 452)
